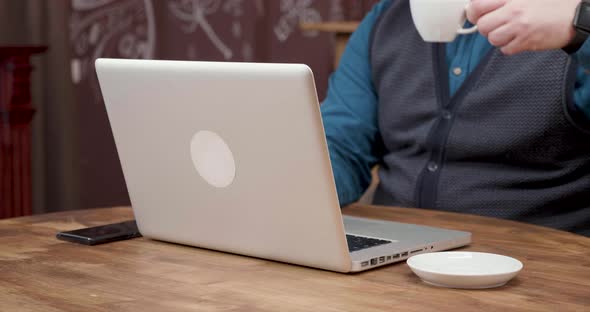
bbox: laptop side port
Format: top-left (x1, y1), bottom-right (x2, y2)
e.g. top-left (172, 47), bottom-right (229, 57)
top-left (370, 258), bottom-right (378, 266)
top-left (401, 251), bottom-right (409, 257)
top-left (410, 248), bottom-right (423, 254)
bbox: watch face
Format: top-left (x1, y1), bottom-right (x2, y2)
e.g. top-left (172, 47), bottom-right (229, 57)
top-left (578, 3), bottom-right (590, 32)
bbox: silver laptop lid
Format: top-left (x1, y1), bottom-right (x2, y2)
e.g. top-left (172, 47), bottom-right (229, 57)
top-left (96, 59), bottom-right (352, 272)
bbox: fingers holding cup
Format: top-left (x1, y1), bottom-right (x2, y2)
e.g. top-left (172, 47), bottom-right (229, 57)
top-left (466, 0), bottom-right (508, 24)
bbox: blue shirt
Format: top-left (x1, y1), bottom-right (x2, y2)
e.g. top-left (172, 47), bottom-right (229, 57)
top-left (321, 0), bottom-right (590, 206)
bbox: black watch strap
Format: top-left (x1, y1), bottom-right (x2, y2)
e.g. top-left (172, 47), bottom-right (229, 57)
top-left (563, 0), bottom-right (590, 54)
top-left (563, 31), bottom-right (588, 54)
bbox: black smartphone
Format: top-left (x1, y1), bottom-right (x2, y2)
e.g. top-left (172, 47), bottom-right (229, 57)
top-left (56, 220), bottom-right (142, 245)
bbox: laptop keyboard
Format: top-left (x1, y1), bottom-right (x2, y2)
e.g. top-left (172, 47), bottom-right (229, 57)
top-left (346, 234), bottom-right (391, 252)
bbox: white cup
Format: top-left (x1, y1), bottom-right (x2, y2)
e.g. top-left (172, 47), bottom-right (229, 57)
top-left (410, 0), bottom-right (478, 42)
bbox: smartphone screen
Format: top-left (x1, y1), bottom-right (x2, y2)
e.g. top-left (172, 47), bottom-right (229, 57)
top-left (56, 220), bottom-right (141, 245)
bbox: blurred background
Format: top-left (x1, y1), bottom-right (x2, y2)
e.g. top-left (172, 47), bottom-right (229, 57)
top-left (0, 0), bottom-right (379, 217)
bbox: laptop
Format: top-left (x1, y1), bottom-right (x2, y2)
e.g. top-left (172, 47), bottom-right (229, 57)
top-left (95, 58), bottom-right (471, 273)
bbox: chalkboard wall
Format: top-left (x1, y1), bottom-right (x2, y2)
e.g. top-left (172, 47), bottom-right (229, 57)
top-left (69, 0), bottom-right (379, 208)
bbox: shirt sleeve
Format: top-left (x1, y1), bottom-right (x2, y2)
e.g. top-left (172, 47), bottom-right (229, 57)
top-left (573, 39), bottom-right (590, 121)
top-left (320, 1), bottom-right (391, 206)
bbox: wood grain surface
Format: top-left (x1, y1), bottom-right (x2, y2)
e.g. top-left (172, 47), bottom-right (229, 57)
top-left (0, 205), bottom-right (588, 312)
top-left (299, 22), bottom-right (361, 33)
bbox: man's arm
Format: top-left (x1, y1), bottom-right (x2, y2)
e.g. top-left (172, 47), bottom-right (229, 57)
top-left (320, 1), bottom-right (391, 206)
top-left (466, 0), bottom-right (581, 55)
top-left (466, 0), bottom-right (590, 123)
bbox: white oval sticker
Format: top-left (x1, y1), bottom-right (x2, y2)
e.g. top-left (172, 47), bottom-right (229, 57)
top-left (190, 130), bottom-right (236, 188)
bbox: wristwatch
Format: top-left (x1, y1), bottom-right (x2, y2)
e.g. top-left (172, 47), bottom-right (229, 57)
top-left (564, 0), bottom-right (590, 54)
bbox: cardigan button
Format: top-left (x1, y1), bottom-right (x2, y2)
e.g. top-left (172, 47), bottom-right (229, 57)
top-left (427, 162), bottom-right (439, 172)
top-left (442, 110), bottom-right (452, 120)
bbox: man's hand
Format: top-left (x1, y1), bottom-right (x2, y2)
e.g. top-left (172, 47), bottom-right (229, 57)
top-left (466, 0), bottom-right (581, 55)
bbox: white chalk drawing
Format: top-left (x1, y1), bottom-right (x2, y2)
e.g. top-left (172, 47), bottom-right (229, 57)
top-left (187, 43), bottom-right (197, 60)
top-left (274, 0), bottom-right (322, 42)
top-left (168, 0), bottom-right (247, 60)
top-left (255, 0), bottom-right (265, 16)
top-left (242, 42), bottom-right (253, 61)
top-left (71, 0), bottom-right (117, 11)
top-left (70, 0), bottom-right (352, 81)
top-left (329, 0), bottom-right (345, 21)
top-left (226, 0), bottom-right (243, 40)
top-left (70, 0), bottom-right (156, 84)
top-left (223, 0), bottom-right (244, 16)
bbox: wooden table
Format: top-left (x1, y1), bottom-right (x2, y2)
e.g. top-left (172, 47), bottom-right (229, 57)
top-left (1, 206), bottom-right (588, 311)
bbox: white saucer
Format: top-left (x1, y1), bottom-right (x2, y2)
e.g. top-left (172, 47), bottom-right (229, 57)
top-left (407, 252), bottom-right (523, 289)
